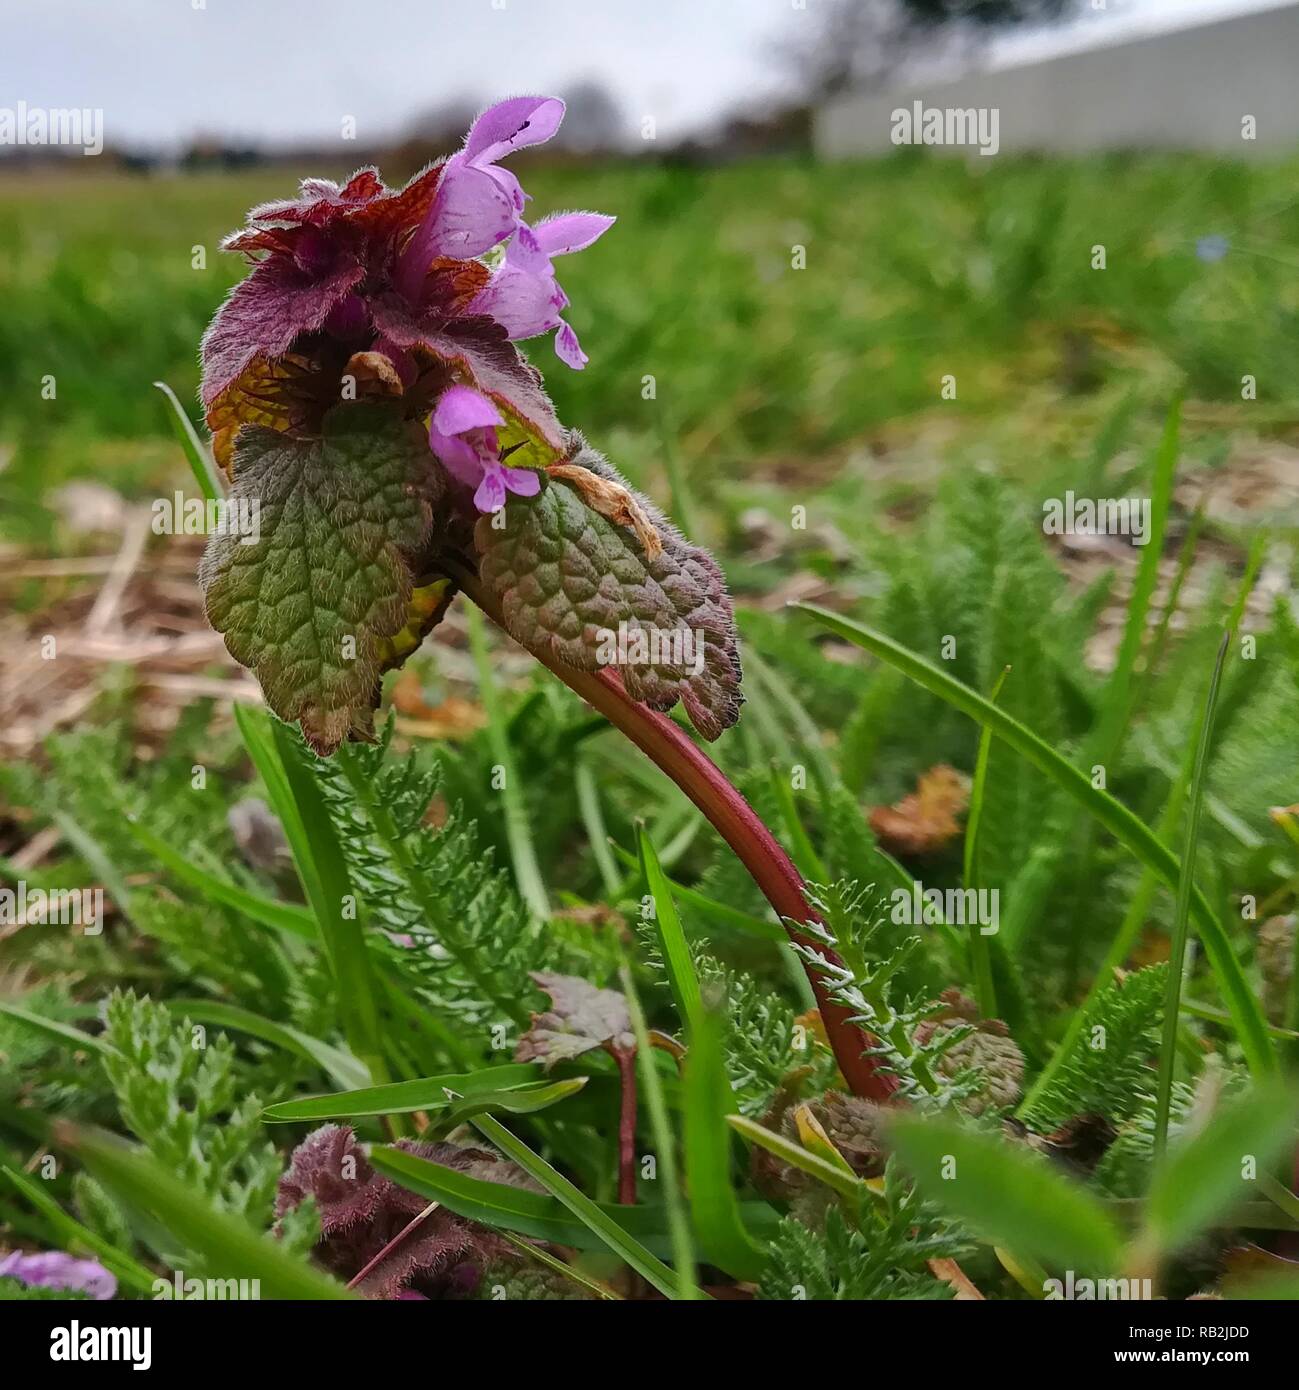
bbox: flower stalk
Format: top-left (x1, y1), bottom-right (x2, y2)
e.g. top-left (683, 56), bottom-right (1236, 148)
top-left (455, 566), bottom-right (898, 1104)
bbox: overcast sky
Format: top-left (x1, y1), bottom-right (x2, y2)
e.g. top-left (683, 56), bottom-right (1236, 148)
top-left (3, 0), bottom-right (1281, 151)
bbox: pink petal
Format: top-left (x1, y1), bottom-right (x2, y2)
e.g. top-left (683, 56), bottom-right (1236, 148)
top-left (554, 321), bottom-right (588, 370)
top-left (533, 213), bottom-right (616, 257)
top-left (505, 221), bottom-right (550, 273)
top-left (431, 432), bottom-right (487, 490)
top-left (503, 464), bottom-right (542, 498)
top-left (474, 466), bottom-right (508, 513)
top-left (425, 160), bottom-right (518, 258)
top-left (432, 384), bottom-right (503, 437)
top-left (464, 96), bottom-right (565, 164)
top-left (470, 265), bottom-right (565, 340)
top-left (484, 163), bottom-right (527, 214)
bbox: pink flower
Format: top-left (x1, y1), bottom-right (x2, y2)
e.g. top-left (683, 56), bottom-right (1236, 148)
top-left (470, 212), bottom-right (616, 369)
top-left (0, 1249), bottom-right (116, 1299)
top-left (397, 96), bottom-right (567, 299)
top-left (429, 384), bottom-right (541, 514)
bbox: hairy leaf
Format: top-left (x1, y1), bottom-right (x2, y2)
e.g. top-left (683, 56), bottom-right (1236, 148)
top-left (515, 971), bottom-right (633, 1070)
top-left (476, 436), bottom-right (743, 740)
top-left (200, 404), bottom-right (443, 753)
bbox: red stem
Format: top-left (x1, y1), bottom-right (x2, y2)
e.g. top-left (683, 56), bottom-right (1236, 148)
top-left (612, 1044), bottom-right (638, 1203)
top-left (457, 569), bottom-right (897, 1103)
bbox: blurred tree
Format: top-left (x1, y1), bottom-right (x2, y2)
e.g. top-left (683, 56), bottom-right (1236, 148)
top-left (552, 81), bottom-right (626, 154)
top-left (787, 0), bottom-right (1079, 96)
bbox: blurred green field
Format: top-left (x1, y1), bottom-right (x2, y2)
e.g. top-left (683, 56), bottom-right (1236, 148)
top-left (3, 151), bottom-right (1299, 548)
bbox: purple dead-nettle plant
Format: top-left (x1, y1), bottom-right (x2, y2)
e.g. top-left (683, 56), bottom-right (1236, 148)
top-left (197, 96), bottom-right (896, 1102)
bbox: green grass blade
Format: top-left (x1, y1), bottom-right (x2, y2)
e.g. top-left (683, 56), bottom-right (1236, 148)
top-left (619, 960), bottom-right (701, 1298)
top-left (888, 1112), bottom-right (1124, 1276)
top-left (154, 380), bottom-right (223, 503)
top-left (575, 754), bottom-right (622, 899)
top-left (1146, 1082), bottom-right (1295, 1256)
top-left (611, 840), bottom-right (783, 941)
top-left (65, 1127), bottom-right (352, 1299)
top-left (767, 763), bottom-right (829, 884)
top-left (122, 817), bottom-right (315, 939)
top-left (1090, 396), bottom-right (1179, 760)
top-left (50, 810), bottom-right (136, 928)
top-left (262, 1065), bottom-right (544, 1121)
top-left (234, 705), bottom-right (385, 1085)
top-left (466, 604), bottom-right (550, 921)
top-left (794, 603), bottom-right (1275, 1080)
top-left (684, 1010), bottom-right (769, 1280)
top-left (728, 1113), bottom-right (866, 1205)
top-left (0, 1001), bottom-right (114, 1056)
top-left (1, 1164), bottom-right (158, 1296)
top-left (369, 1144), bottom-right (779, 1255)
top-left (636, 825), bottom-right (704, 1028)
top-left (1154, 629), bottom-right (1231, 1161)
top-left (168, 999), bottom-right (369, 1091)
top-left (963, 665), bottom-right (1008, 1016)
top-left (466, 1111), bottom-right (707, 1299)
top-left (498, 1228), bottom-right (621, 1299)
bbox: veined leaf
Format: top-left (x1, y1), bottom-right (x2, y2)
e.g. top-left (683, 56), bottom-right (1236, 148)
top-left (202, 404), bottom-right (441, 754)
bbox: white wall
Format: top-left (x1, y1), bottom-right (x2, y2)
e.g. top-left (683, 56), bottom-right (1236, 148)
top-left (815, 3), bottom-right (1299, 157)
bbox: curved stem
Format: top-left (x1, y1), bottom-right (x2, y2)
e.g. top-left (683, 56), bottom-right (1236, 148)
top-left (455, 567), bottom-right (897, 1102)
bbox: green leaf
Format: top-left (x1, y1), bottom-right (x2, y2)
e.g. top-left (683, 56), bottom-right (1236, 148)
top-left (466, 1111), bottom-right (707, 1299)
top-left (262, 1066), bottom-right (569, 1122)
top-left (121, 817), bottom-right (315, 939)
top-left (963, 665), bottom-right (1009, 1019)
top-left (65, 1127), bottom-right (352, 1300)
top-left (888, 1113), bottom-right (1125, 1275)
top-left (636, 826), bottom-right (704, 1030)
top-left (1, 1164), bottom-right (157, 1297)
top-left (169, 1000), bottom-right (369, 1091)
top-left (234, 705), bottom-right (384, 1087)
top-left (728, 1114), bottom-right (867, 1206)
top-left (611, 840), bottom-right (782, 941)
top-left (795, 604), bottom-right (1276, 1081)
top-left (202, 404), bottom-right (441, 754)
top-left (369, 1144), bottom-right (781, 1256)
top-left (684, 1012), bottom-right (769, 1281)
top-left (0, 1001), bottom-right (114, 1057)
top-left (1145, 1083), bottom-right (1296, 1256)
top-left (619, 960), bottom-right (701, 1298)
top-left (475, 443), bottom-right (742, 741)
top-left (1154, 629), bottom-right (1230, 1160)
top-left (465, 603), bottom-right (549, 920)
top-left (154, 379), bottom-right (223, 503)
